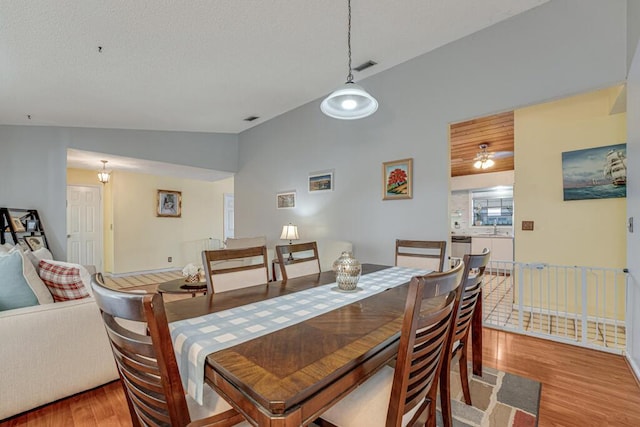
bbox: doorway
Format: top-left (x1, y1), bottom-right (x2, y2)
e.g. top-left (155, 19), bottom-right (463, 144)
top-left (66, 185), bottom-right (103, 272)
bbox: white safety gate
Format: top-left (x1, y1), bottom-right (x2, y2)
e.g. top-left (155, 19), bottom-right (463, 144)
top-left (482, 260), bottom-right (628, 354)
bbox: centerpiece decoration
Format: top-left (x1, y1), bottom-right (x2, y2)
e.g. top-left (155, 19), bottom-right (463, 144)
top-left (332, 251), bottom-right (362, 292)
top-left (182, 263), bottom-right (200, 284)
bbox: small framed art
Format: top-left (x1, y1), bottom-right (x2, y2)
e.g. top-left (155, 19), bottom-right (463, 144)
top-left (382, 158), bottom-right (413, 200)
top-left (157, 190), bottom-right (182, 217)
top-left (276, 191), bottom-right (296, 209)
top-left (26, 219), bottom-right (38, 232)
top-left (24, 235), bottom-right (45, 251)
top-left (11, 217), bottom-right (25, 232)
top-left (308, 171), bottom-right (334, 193)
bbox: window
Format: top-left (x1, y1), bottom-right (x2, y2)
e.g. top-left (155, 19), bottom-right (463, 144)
top-left (471, 187), bottom-right (513, 226)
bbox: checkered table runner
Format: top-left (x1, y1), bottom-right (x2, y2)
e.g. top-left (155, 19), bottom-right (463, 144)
top-left (169, 266), bottom-right (428, 404)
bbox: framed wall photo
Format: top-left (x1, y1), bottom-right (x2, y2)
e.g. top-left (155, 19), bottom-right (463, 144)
top-left (24, 235), bottom-right (45, 251)
top-left (276, 191), bottom-right (296, 209)
top-left (308, 171), bottom-right (334, 193)
top-left (382, 158), bottom-right (413, 200)
top-left (157, 190), bottom-right (182, 217)
top-left (11, 217), bottom-right (25, 232)
top-left (562, 143), bottom-right (627, 201)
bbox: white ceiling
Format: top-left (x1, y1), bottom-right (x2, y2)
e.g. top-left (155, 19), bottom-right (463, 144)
top-left (1, 0), bottom-right (549, 135)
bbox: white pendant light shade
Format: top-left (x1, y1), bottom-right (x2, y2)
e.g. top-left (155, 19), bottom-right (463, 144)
top-left (321, 82), bottom-right (378, 120)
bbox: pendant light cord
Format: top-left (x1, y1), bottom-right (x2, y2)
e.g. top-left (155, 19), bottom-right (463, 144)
top-left (346, 0), bottom-right (353, 83)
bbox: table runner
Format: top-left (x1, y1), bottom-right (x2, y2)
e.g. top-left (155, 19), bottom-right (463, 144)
top-left (169, 266), bottom-right (428, 404)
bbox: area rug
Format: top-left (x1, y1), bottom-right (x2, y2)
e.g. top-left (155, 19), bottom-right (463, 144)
top-left (435, 365), bottom-right (541, 427)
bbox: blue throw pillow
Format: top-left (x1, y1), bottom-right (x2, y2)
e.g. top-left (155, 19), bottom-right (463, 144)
top-left (0, 251), bottom-right (39, 311)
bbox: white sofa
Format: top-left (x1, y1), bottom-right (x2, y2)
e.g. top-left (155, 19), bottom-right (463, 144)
top-left (0, 296), bottom-right (119, 420)
top-left (0, 249), bottom-right (119, 421)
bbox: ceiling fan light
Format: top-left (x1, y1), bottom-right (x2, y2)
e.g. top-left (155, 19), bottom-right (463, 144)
top-left (321, 82), bottom-right (378, 120)
top-left (484, 159), bottom-right (495, 169)
top-left (473, 160), bottom-right (483, 169)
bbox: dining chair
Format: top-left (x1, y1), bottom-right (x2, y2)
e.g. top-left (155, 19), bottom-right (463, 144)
top-left (201, 246), bottom-right (269, 294)
top-left (275, 241), bottom-right (321, 282)
top-left (319, 260), bottom-right (465, 427)
top-left (90, 273), bottom-right (249, 427)
top-left (439, 249), bottom-right (491, 427)
top-left (395, 239), bottom-right (447, 272)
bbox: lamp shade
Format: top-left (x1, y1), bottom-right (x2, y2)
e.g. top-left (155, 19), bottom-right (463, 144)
top-left (280, 224), bottom-right (299, 241)
top-left (321, 82), bottom-right (378, 120)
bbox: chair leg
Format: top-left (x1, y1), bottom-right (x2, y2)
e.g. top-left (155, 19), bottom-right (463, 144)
top-left (439, 352), bottom-right (453, 427)
top-left (459, 344), bottom-right (472, 405)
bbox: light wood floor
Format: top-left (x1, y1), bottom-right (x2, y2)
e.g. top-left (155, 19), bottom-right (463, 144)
top-left (2, 328), bottom-right (639, 426)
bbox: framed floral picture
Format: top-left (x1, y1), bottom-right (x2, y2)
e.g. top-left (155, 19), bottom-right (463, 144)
top-left (157, 190), bottom-right (182, 217)
top-left (382, 158), bottom-right (413, 200)
top-left (276, 191), bottom-right (296, 209)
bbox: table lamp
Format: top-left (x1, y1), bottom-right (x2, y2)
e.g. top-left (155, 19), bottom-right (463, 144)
top-left (280, 223), bottom-right (299, 260)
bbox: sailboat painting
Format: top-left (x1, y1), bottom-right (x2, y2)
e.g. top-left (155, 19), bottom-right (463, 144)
top-left (562, 143), bottom-right (627, 201)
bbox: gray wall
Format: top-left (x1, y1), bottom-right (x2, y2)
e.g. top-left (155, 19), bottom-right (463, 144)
top-left (235, 0), bottom-right (628, 265)
top-left (0, 125), bottom-right (238, 258)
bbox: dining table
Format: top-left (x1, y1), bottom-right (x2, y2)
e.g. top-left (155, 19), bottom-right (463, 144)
top-left (164, 264), bottom-right (483, 427)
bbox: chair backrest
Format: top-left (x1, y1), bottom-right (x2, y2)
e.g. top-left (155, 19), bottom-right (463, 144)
top-left (395, 239), bottom-right (447, 272)
top-left (201, 246), bottom-right (269, 294)
top-left (386, 261), bottom-right (464, 426)
top-left (90, 273), bottom-right (192, 427)
top-left (275, 241), bottom-right (321, 282)
top-left (451, 249), bottom-right (491, 347)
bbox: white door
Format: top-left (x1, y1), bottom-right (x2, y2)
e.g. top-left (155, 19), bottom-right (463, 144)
top-left (223, 193), bottom-right (234, 241)
top-left (67, 185), bottom-right (103, 271)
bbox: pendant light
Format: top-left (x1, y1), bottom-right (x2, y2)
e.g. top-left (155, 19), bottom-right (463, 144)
top-left (97, 160), bottom-right (111, 184)
top-left (321, 0), bottom-right (378, 120)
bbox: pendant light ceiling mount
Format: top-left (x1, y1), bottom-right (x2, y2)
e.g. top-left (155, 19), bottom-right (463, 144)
top-left (321, 0), bottom-right (378, 120)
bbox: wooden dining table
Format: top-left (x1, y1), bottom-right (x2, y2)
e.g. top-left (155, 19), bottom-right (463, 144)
top-left (164, 264), bottom-right (483, 427)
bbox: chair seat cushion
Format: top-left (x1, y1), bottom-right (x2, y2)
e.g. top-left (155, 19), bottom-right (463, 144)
top-left (321, 366), bottom-right (422, 427)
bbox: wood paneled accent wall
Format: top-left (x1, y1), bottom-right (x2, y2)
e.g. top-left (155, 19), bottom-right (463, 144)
top-left (450, 111), bottom-right (514, 177)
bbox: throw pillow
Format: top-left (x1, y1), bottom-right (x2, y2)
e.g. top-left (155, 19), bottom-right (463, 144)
top-left (41, 260), bottom-right (93, 297)
top-left (3, 248), bottom-right (53, 304)
top-left (24, 247), bottom-right (54, 271)
top-left (0, 251), bottom-right (40, 311)
top-left (38, 260), bottom-right (90, 302)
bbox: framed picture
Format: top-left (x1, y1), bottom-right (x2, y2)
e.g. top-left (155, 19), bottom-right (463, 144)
top-left (157, 190), bottom-right (182, 217)
top-left (16, 238), bottom-right (30, 252)
top-left (276, 191), bottom-right (296, 209)
top-left (24, 235), bottom-right (45, 251)
top-left (562, 143), bottom-right (627, 201)
top-left (11, 217), bottom-right (25, 232)
top-left (382, 158), bottom-right (413, 200)
top-left (26, 219), bottom-right (38, 232)
top-left (308, 170), bottom-right (334, 193)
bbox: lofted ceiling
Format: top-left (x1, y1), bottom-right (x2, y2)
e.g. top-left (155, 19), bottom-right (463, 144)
top-left (450, 111), bottom-right (514, 177)
top-left (0, 0), bottom-right (549, 134)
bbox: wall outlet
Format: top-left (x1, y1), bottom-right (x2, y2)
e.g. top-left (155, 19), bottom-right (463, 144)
top-left (168, 256), bottom-right (172, 262)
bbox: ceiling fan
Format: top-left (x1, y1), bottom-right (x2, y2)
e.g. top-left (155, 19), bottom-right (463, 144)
top-left (473, 143), bottom-right (513, 169)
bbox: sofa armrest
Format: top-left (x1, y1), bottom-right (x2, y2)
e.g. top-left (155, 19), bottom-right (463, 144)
top-left (0, 298), bottom-right (118, 420)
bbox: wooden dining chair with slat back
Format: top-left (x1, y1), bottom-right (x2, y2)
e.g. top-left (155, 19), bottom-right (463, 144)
top-left (319, 260), bottom-right (465, 427)
top-left (439, 249), bottom-right (491, 427)
top-left (275, 241), bottom-right (321, 282)
top-left (395, 239), bottom-right (447, 272)
top-left (201, 246), bottom-right (269, 294)
top-left (90, 273), bottom-right (249, 427)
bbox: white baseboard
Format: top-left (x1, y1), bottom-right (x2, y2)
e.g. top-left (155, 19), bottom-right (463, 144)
top-left (627, 355), bottom-right (640, 388)
top-left (107, 267), bottom-right (181, 278)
